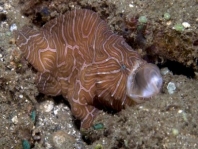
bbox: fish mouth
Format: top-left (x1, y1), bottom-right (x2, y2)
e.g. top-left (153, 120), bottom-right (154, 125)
top-left (126, 63), bottom-right (163, 103)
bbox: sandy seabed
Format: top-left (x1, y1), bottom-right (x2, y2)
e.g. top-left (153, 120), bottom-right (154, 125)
top-left (0, 0), bottom-right (198, 148)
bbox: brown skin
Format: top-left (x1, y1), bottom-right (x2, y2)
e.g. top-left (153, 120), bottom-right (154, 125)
top-left (15, 9), bottom-right (162, 129)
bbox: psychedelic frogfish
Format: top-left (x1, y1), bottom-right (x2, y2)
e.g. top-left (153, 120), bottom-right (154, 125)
top-left (15, 9), bottom-right (163, 129)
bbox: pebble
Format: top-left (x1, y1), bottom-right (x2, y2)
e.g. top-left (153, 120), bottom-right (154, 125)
top-left (167, 82), bottom-right (176, 94)
top-left (9, 23), bottom-right (17, 32)
top-left (166, 20), bottom-right (172, 26)
top-left (51, 131), bottom-right (76, 149)
top-left (129, 4), bottom-right (134, 7)
top-left (161, 67), bottom-right (170, 75)
top-left (0, 6), bottom-right (3, 12)
top-left (4, 3), bottom-right (11, 10)
top-left (22, 140), bottom-right (31, 149)
top-left (173, 24), bottom-right (184, 32)
top-left (178, 109), bottom-right (183, 113)
top-left (138, 16), bottom-right (148, 23)
top-left (11, 115), bottom-right (18, 124)
top-left (182, 22), bottom-right (191, 28)
top-left (39, 100), bottom-right (54, 112)
top-left (163, 12), bottom-right (171, 20)
top-left (172, 128), bottom-right (179, 136)
top-left (19, 94), bottom-right (23, 98)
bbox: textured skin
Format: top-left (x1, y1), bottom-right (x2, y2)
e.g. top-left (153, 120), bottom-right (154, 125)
top-left (15, 9), bottom-right (162, 129)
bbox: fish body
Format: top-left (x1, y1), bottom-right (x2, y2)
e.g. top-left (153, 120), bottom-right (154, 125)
top-left (15, 9), bottom-right (162, 128)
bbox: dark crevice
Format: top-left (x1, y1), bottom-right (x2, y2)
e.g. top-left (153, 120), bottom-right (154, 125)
top-left (158, 60), bottom-right (195, 78)
top-left (0, 13), bottom-right (7, 22)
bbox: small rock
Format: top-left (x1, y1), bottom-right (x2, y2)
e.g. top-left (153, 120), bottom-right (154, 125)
top-left (4, 3), bottom-right (11, 10)
top-left (138, 16), bottom-right (148, 24)
top-left (172, 128), bottom-right (179, 136)
top-left (51, 131), bottom-right (76, 149)
top-left (167, 82), bottom-right (176, 94)
top-left (39, 100), bottom-right (54, 112)
top-left (129, 4), bottom-right (134, 7)
top-left (166, 20), bottom-right (172, 26)
top-left (161, 67), bottom-right (170, 75)
top-left (163, 12), bottom-right (171, 20)
top-left (0, 6), bottom-right (3, 12)
top-left (12, 115), bottom-right (18, 124)
top-left (9, 23), bottom-right (17, 32)
top-left (173, 24), bottom-right (184, 32)
top-left (182, 22), bottom-right (191, 28)
top-left (22, 140), bottom-right (31, 149)
top-left (19, 94), bottom-right (23, 98)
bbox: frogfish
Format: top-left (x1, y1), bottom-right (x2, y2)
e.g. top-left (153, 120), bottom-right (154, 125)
top-left (15, 9), bottom-right (163, 129)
